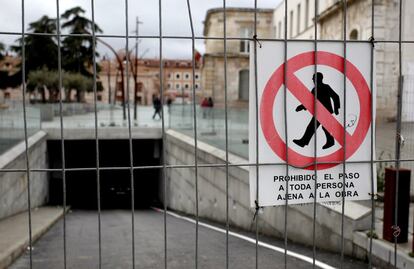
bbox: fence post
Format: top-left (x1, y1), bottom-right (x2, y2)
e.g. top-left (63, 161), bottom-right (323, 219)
top-left (382, 167), bottom-right (411, 243)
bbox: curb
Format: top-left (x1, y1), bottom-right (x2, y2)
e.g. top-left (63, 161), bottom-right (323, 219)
top-left (0, 207), bottom-right (65, 269)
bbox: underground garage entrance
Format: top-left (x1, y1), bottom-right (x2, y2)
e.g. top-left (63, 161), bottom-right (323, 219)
top-left (47, 139), bottom-right (162, 209)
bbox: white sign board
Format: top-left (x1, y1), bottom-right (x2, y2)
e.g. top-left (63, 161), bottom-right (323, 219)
top-left (249, 41), bottom-right (376, 207)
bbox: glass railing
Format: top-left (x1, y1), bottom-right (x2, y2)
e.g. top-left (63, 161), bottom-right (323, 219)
top-left (169, 104), bottom-right (249, 159)
top-left (0, 102), bottom-right (41, 155)
top-left (38, 104), bottom-right (168, 129)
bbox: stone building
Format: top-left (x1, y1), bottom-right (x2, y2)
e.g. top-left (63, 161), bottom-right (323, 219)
top-left (91, 57), bottom-right (201, 106)
top-left (274, 0), bottom-right (320, 39)
top-left (273, 0), bottom-right (414, 122)
top-left (201, 8), bottom-right (274, 107)
top-left (274, 0), bottom-right (414, 195)
top-left (95, 56), bottom-right (160, 106)
top-left (164, 59), bottom-right (201, 101)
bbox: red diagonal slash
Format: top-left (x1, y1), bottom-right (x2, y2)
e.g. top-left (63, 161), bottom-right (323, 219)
top-left (287, 73), bottom-right (353, 146)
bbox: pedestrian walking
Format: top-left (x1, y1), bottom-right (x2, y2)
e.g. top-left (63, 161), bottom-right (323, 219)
top-left (152, 95), bottom-right (162, 120)
top-left (201, 97), bottom-right (209, 118)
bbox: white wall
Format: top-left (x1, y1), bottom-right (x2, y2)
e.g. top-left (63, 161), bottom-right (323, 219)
top-left (273, 0), bottom-right (336, 39)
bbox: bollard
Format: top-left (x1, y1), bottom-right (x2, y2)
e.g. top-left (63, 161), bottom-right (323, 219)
top-left (382, 167), bottom-right (411, 243)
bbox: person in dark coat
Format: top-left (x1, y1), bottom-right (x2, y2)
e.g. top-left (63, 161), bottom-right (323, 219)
top-left (152, 95), bottom-right (162, 120)
top-left (201, 97), bottom-right (209, 118)
top-left (207, 97), bottom-right (214, 108)
top-left (293, 72), bottom-right (340, 150)
top-left (166, 95), bottom-right (173, 115)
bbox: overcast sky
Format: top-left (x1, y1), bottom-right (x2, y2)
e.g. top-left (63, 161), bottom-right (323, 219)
top-left (0, 0), bottom-right (281, 60)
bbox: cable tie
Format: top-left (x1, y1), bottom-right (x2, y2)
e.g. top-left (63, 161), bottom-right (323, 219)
top-left (253, 35), bottom-right (262, 48)
top-left (369, 36), bottom-right (375, 47)
top-left (368, 192), bottom-right (378, 199)
top-left (397, 133), bottom-right (405, 148)
top-left (253, 200), bottom-right (263, 221)
top-left (391, 225), bottom-right (401, 238)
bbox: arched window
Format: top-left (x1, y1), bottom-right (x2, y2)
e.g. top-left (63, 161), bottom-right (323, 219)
top-left (349, 29), bottom-right (358, 40)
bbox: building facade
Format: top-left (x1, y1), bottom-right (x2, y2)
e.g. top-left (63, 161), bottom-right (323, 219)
top-left (91, 57), bottom-right (201, 106)
top-left (201, 8), bottom-right (274, 107)
top-left (163, 60), bottom-right (201, 100)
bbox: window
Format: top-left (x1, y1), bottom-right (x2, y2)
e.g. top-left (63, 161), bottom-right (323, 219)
top-left (167, 83), bottom-right (172, 89)
top-left (195, 83), bottom-right (200, 89)
top-left (349, 29), bottom-right (358, 40)
top-left (290, 11), bottom-right (294, 38)
top-left (167, 73), bottom-right (171, 79)
top-left (297, 4), bottom-right (301, 35)
top-left (278, 21), bottom-right (282, 38)
top-left (184, 73), bottom-right (190, 79)
top-left (240, 27), bottom-right (252, 53)
top-left (238, 69), bottom-right (249, 101)
top-left (175, 83), bottom-right (181, 89)
top-left (305, 0), bottom-right (309, 28)
top-left (195, 73), bottom-right (200, 80)
top-left (184, 84), bottom-right (189, 89)
top-left (175, 73), bottom-right (181, 79)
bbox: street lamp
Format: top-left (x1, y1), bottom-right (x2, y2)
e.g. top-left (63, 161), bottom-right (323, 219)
top-left (103, 54), bottom-right (112, 105)
top-left (134, 17), bottom-right (142, 121)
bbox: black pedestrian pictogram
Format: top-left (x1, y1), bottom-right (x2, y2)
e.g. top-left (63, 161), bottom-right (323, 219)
top-left (293, 72), bottom-right (340, 150)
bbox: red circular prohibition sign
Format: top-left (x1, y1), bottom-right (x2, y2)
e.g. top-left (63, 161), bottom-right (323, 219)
top-left (260, 51), bottom-right (371, 170)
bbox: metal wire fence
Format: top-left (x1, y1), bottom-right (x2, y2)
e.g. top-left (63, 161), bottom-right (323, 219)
top-left (0, 0), bottom-right (413, 268)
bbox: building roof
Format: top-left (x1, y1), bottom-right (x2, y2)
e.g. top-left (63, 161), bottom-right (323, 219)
top-left (203, 7), bottom-right (274, 36)
top-left (141, 59), bottom-right (201, 69)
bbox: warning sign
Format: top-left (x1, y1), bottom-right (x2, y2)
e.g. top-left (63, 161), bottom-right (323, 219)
top-left (249, 42), bottom-right (376, 207)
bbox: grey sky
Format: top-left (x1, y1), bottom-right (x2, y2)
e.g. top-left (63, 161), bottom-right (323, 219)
top-left (0, 0), bottom-right (281, 60)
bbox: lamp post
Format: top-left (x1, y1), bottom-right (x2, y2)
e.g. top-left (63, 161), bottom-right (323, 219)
top-left (103, 54), bottom-right (112, 105)
top-left (133, 17), bottom-right (143, 121)
top-left (103, 54), bottom-right (115, 125)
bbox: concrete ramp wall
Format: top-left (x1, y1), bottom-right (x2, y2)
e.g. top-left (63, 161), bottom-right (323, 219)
top-left (165, 129), bottom-right (372, 256)
top-left (0, 131), bottom-right (48, 220)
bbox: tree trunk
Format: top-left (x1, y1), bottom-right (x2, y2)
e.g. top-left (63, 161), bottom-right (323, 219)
top-left (66, 89), bottom-right (72, 102)
top-left (76, 89), bottom-right (81, 102)
top-left (47, 88), bottom-right (53, 103)
top-left (40, 87), bottom-right (46, 103)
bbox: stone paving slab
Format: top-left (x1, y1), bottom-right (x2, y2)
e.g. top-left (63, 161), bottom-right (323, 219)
top-left (0, 207), bottom-right (64, 269)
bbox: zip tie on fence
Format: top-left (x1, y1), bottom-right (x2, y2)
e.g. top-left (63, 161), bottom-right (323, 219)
top-left (397, 132), bottom-right (405, 148)
top-left (253, 200), bottom-right (263, 221)
top-left (391, 225), bottom-right (401, 238)
top-left (368, 192), bottom-right (378, 199)
top-left (369, 36), bottom-right (375, 47)
top-left (253, 35), bottom-right (262, 48)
